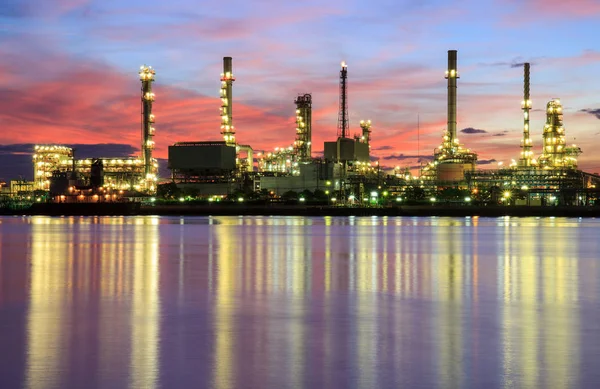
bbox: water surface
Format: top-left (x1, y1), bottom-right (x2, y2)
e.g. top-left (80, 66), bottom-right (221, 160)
top-left (1, 216), bottom-right (599, 388)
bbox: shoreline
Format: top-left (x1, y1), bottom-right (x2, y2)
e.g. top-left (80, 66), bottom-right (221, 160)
top-left (3, 203), bottom-right (600, 217)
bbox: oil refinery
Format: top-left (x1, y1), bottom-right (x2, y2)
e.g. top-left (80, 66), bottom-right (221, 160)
top-left (31, 65), bottom-right (159, 199)
top-left (10, 49), bottom-right (600, 207)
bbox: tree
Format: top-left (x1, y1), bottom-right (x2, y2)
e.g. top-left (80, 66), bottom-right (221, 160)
top-left (282, 190), bottom-right (298, 200)
top-left (157, 182), bottom-right (180, 199)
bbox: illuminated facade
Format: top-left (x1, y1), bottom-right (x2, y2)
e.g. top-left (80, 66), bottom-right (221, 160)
top-left (33, 145), bottom-right (72, 190)
top-left (32, 66), bottom-right (158, 193)
top-left (33, 145), bottom-right (151, 191)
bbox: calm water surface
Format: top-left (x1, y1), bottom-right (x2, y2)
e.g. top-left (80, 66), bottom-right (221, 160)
top-left (1, 215), bottom-right (600, 389)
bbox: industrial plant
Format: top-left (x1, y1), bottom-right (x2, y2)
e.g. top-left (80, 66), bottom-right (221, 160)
top-left (5, 49), bottom-right (599, 208)
top-left (29, 65), bottom-right (159, 201)
top-left (163, 50), bottom-right (599, 206)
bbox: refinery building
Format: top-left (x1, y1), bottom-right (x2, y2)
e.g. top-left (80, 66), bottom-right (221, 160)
top-left (32, 66), bottom-right (159, 194)
top-left (23, 49), bottom-right (600, 205)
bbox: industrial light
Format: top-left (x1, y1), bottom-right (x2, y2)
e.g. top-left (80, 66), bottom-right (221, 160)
top-left (238, 197), bottom-right (244, 202)
top-left (396, 197), bottom-right (402, 202)
top-left (430, 197), bottom-right (436, 202)
top-left (299, 197), bottom-right (305, 202)
top-left (179, 197), bottom-right (185, 202)
top-left (370, 191), bottom-right (378, 197)
top-left (465, 197), bottom-right (471, 202)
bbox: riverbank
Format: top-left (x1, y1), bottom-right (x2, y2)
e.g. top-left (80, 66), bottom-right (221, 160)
top-left (3, 203), bottom-right (600, 217)
top-left (142, 204), bottom-right (600, 217)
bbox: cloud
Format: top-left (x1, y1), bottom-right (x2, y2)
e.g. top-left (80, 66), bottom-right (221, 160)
top-left (373, 145), bottom-right (394, 151)
top-left (477, 159), bottom-right (497, 165)
top-left (382, 153), bottom-right (433, 161)
top-left (492, 133), bottom-right (506, 137)
top-left (581, 108), bottom-right (600, 120)
top-left (461, 127), bottom-right (487, 134)
top-left (499, 0), bottom-right (600, 20)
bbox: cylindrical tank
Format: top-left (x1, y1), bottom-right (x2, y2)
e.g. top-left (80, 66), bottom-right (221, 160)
top-left (436, 162), bottom-right (474, 182)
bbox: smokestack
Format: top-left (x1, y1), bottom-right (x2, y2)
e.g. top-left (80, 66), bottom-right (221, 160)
top-left (220, 57), bottom-right (236, 146)
top-left (139, 64), bottom-right (156, 190)
top-left (446, 50), bottom-right (459, 143)
top-left (519, 62), bottom-right (532, 167)
top-left (524, 63), bottom-right (530, 102)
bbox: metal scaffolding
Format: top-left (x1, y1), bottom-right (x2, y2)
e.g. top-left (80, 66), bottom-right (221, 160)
top-left (139, 65), bottom-right (157, 191)
top-left (519, 63), bottom-right (533, 167)
top-left (220, 57), bottom-right (236, 147)
top-left (337, 61), bottom-right (349, 138)
top-left (294, 93), bottom-right (312, 163)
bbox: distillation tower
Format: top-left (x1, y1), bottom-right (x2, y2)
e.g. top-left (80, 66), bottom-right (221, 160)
top-left (140, 65), bottom-right (157, 191)
top-left (427, 50), bottom-right (477, 182)
top-left (220, 57), bottom-right (236, 147)
top-left (294, 93), bottom-right (312, 162)
top-left (359, 120), bottom-right (372, 147)
top-left (337, 62), bottom-right (349, 138)
top-left (446, 50), bottom-right (458, 146)
top-left (519, 63), bottom-right (533, 167)
top-left (538, 98), bottom-right (580, 169)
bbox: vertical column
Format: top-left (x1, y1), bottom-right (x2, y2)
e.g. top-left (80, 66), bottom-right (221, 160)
top-left (520, 63), bottom-right (533, 167)
top-left (139, 65), bottom-right (156, 191)
top-left (445, 50), bottom-right (459, 144)
top-left (220, 57), bottom-right (236, 147)
top-left (294, 94), bottom-right (312, 162)
top-left (337, 62), bottom-right (349, 138)
top-left (359, 120), bottom-right (372, 146)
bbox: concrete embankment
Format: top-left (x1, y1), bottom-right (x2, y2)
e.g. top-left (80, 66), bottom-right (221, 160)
top-left (140, 205), bottom-right (600, 217)
top-left (4, 203), bottom-right (600, 217)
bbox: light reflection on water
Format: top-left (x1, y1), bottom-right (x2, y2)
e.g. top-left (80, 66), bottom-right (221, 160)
top-left (0, 216), bottom-right (599, 388)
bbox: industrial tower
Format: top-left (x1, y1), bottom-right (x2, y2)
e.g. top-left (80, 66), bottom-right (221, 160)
top-left (294, 93), bottom-right (312, 162)
top-left (139, 65), bottom-right (157, 190)
top-left (337, 62), bottom-right (349, 138)
top-left (427, 50), bottom-right (477, 182)
top-left (540, 99), bottom-right (567, 167)
top-left (359, 120), bottom-right (372, 147)
top-left (445, 50), bottom-right (458, 145)
top-left (220, 57), bottom-right (236, 147)
top-left (519, 63), bottom-right (533, 167)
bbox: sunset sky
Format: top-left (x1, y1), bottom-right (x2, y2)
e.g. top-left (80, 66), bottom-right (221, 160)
top-left (1, 0), bottom-right (600, 180)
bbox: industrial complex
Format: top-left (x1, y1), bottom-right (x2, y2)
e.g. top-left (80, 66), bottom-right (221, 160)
top-left (2, 49), bottom-right (599, 207)
top-left (163, 50), bottom-right (600, 206)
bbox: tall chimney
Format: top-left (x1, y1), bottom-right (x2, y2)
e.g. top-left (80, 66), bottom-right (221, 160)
top-left (519, 63), bottom-right (532, 167)
top-left (445, 50), bottom-right (459, 144)
top-left (139, 65), bottom-right (156, 191)
top-left (220, 57), bottom-right (236, 146)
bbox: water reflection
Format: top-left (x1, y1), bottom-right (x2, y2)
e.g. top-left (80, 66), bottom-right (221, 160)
top-left (0, 216), bottom-right (597, 388)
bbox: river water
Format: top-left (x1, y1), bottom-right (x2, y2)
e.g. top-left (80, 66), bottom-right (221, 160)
top-left (0, 216), bottom-right (599, 389)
